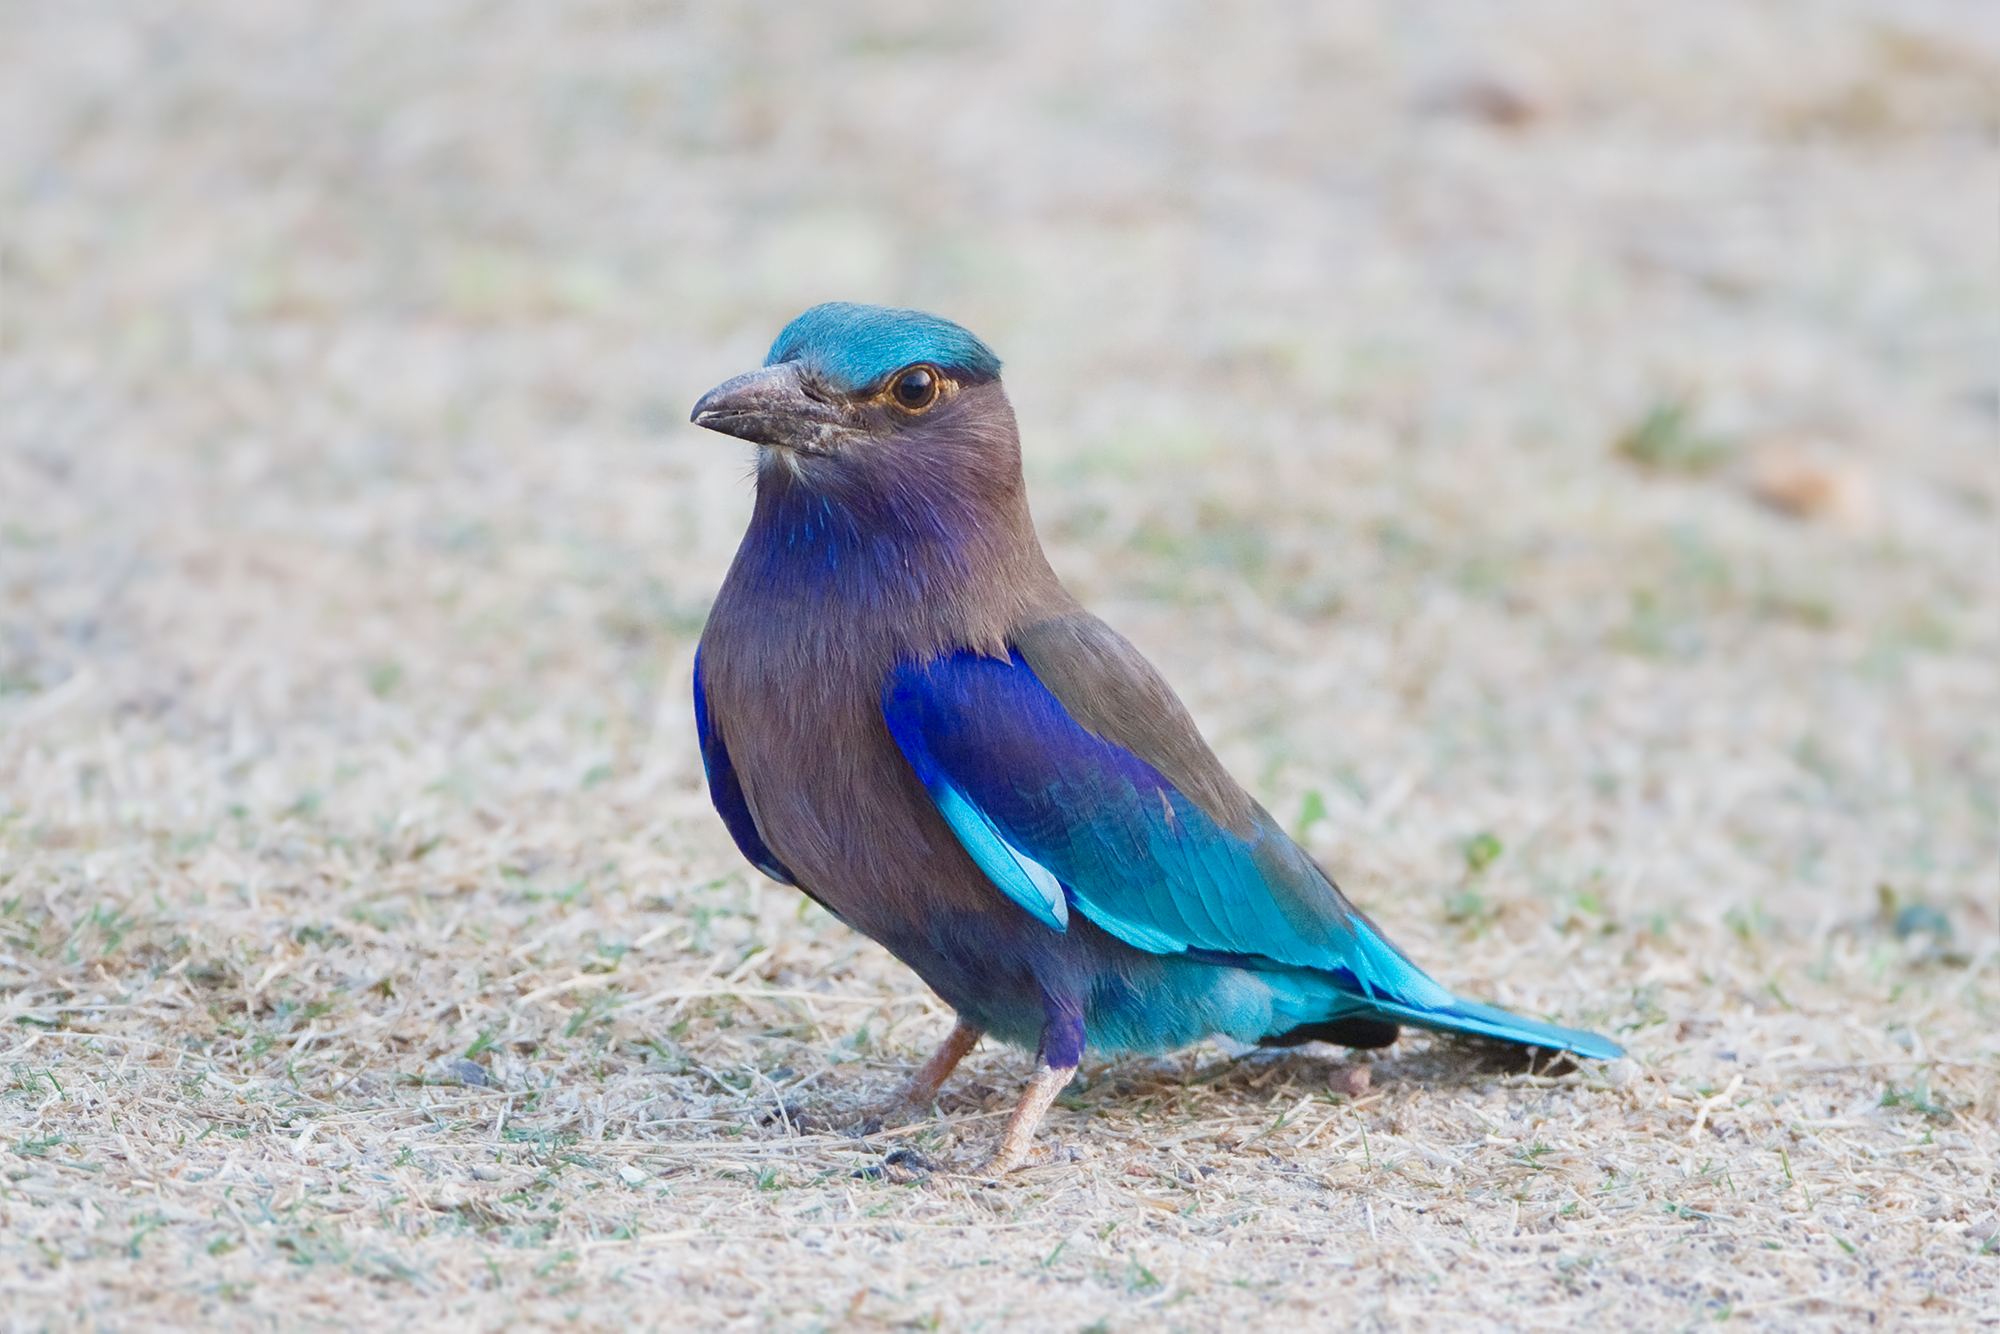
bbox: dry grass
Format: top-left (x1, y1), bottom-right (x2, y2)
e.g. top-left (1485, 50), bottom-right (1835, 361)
top-left (2, 1), bottom-right (1996, 1329)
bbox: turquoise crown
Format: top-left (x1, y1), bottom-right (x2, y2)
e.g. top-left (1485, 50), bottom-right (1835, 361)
top-left (766, 303), bottom-right (1002, 393)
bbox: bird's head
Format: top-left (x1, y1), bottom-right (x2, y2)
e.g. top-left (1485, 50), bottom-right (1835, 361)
top-left (690, 303), bottom-right (1015, 495)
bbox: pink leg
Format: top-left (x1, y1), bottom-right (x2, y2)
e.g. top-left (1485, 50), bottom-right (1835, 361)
top-left (900, 1016), bottom-right (984, 1107)
top-left (987, 1061), bottom-right (1076, 1173)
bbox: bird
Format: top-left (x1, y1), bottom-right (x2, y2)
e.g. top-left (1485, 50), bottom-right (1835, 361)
top-left (689, 302), bottom-right (1623, 1172)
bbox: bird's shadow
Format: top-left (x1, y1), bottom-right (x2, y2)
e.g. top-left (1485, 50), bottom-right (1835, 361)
top-left (1366, 1035), bottom-right (1584, 1084)
top-left (1075, 1034), bottom-right (1584, 1109)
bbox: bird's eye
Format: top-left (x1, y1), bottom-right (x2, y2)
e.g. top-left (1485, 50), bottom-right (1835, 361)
top-left (889, 366), bottom-right (939, 412)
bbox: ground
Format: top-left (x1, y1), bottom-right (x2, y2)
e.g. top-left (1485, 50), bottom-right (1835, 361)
top-left (1, 2), bottom-right (1996, 1330)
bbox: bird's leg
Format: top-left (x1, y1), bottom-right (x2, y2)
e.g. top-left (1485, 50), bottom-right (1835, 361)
top-left (986, 996), bottom-right (1085, 1173)
top-left (987, 1060), bottom-right (1076, 1174)
top-left (898, 1016), bottom-right (984, 1108)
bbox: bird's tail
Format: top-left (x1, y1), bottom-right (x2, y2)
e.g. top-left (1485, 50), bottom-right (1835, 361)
top-left (1258, 916), bottom-right (1626, 1060)
top-left (1356, 994), bottom-right (1625, 1060)
top-left (1343, 913), bottom-right (1624, 1058)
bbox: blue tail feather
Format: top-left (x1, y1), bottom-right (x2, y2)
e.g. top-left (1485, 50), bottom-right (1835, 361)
top-left (1363, 994), bottom-right (1625, 1061)
top-left (1236, 955), bottom-right (1624, 1061)
top-left (1338, 918), bottom-right (1623, 1058)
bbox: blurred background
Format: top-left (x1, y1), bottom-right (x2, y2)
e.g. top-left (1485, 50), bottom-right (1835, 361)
top-left (4, 1), bottom-right (1992, 933)
top-left (1, 3), bottom-right (1996, 1322)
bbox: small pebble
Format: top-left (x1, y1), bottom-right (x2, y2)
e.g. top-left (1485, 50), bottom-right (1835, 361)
top-left (1328, 1065), bottom-right (1371, 1098)
top-left (1748, 443), bottom-right (1872, 525)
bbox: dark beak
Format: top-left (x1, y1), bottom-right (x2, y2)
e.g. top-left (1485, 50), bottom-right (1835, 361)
top-left (689, 362), bottom-right (849, 454)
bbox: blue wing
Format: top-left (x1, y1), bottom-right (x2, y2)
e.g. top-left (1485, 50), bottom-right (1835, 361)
top-left (882, 649), bottom-right (1622, 1060)
top-left (693, 646), bottom-right (798, 887)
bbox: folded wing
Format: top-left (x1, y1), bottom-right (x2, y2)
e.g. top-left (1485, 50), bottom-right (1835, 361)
top-left (882, 637), bottom-right (1622, 1060)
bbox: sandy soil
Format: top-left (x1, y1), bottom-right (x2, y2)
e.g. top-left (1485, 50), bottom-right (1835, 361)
top-left (2, 1), bottom-right (1996, 1329)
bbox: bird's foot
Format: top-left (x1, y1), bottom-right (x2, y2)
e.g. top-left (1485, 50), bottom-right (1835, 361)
top-left (985, 1061), bottom-right (1075, 1174)
top-left (895, 1017), bottom-right (983, 1111)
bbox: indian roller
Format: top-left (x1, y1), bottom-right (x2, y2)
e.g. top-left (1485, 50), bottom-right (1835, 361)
top-left (689, 303), bottom-right (1622, 1172)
